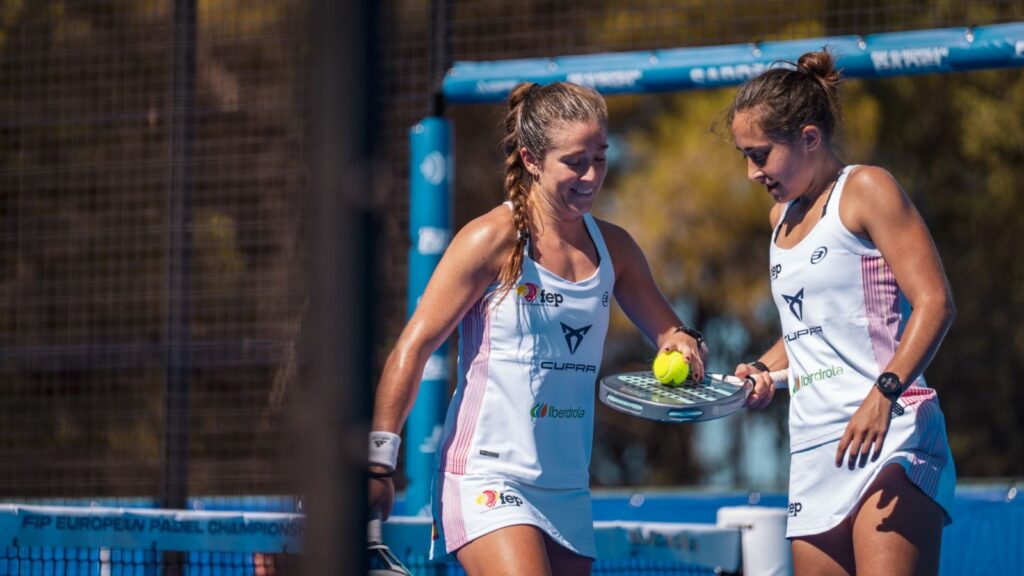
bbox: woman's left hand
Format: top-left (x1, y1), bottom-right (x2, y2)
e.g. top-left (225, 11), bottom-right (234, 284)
top-left (835, 387), bottom-right (895, 468)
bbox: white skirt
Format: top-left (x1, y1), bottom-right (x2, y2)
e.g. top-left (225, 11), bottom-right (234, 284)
top-left (429, 471), bottom-right (595, 560)
top-left (786, 397), bottom-right (956, 538)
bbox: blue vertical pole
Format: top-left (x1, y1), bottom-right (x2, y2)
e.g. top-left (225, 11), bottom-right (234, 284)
top-left (406, 117), bottom-right (452, 516)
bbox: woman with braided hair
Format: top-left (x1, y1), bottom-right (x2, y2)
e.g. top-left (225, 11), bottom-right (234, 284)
top-left (728, 50), bottom-right (957, 575)
top-left (368, 81), bottom-right (704, 575)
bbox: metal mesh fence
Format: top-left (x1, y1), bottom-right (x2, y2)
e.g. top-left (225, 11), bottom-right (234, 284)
top-left (1, 0), bottom-right (1022, 503)
top-left (0, 0), bottom-right (306, 501)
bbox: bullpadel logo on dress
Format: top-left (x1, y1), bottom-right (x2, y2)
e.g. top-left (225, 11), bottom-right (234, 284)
top-left (475, 489), bottom-right (524, 509)
top-left (793, 365), bottom-right (844, 394)
top-left (530, 403), bottom-right (586, 421)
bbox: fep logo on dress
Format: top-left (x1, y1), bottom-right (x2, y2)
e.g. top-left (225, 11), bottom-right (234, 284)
top-left (475, 489), bottom-right (523, 509)
top-left (516, 282), bottom-right (564, 307)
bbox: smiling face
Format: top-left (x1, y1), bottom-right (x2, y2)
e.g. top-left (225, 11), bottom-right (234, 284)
top-left (731, 107), bottom-right (817, 204)
top-left (522, 119), bottom-right (608, 219)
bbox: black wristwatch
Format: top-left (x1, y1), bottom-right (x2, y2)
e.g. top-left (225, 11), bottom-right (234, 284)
top-left (674, 324), bottom-right (704, 347)
top-left (874, 372), bottom-right (905, 400)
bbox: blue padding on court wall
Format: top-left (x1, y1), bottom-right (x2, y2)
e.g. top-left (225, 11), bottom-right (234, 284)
top-left (389, 485), bottom-right (1024, 575)
top-left (443, 22), bottom-right (1024, 103)
top-left (940, 486), bottom-right (1024, 575)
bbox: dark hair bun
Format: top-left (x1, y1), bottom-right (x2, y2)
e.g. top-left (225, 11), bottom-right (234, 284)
top-left (797, 50), bottom-right (841, 87)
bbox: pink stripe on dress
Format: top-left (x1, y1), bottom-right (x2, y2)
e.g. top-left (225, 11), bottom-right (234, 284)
top-left (861, 256), bottom-right (901, 370)
top-left (898, 384), bottom-right (935, 409)
top-left (903, 399), bottom-right (946, 498)
top-left (441, 470), bottom-right (467, 551)
top-left (440, 298), bottom-right (492, 475)
top-left (861, 255), bottom-right (937, 409)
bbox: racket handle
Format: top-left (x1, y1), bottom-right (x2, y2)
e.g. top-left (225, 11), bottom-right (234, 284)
top-left (768, 369), bottom-right (789, 387)
top-left (368, 514), bottom-right (383, 545)
top-left (745, 369), bottom-right (789, 389)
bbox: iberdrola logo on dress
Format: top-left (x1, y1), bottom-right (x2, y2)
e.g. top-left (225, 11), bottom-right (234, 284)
top-left (530, 402), bottom-right (586, 421)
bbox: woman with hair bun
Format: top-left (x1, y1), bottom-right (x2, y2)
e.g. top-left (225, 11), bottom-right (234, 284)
top-left (368, 81), bottom-right (705, 575)
top-left (729, 50), bottom-right (957, 575)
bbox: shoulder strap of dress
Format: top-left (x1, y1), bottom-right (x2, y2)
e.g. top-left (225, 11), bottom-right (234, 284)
top-left (772, 201), bottom-right (797, 243)
top-left (821, 165), bottom-right (856, 217)
top-left (582, 213), bottom-right (611, 266)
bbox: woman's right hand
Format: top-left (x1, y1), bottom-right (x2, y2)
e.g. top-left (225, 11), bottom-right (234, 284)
top-left (735, 362), bottom-right (777, 409)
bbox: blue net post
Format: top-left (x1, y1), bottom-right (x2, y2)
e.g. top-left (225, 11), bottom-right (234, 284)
top-left (405, 117), bottom-right (453, 516)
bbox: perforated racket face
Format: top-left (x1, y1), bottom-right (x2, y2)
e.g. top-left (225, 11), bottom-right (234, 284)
top-left (599, 372), bottom-right (750, 423)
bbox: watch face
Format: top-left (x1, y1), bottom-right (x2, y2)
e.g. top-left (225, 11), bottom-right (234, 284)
top-left (877, 373), bottom-right (902, 395)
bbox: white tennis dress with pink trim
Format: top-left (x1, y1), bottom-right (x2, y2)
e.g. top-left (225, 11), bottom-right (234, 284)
top-left (770, 165), bottom-right (956, 538)
top-left (430, 209), bottom-right (614, 559)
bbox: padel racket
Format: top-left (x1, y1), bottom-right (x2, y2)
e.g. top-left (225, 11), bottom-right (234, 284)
top-left (368, 515), bottom-right (414, 576)
top-left (599, 370), bottom-right (789, 423)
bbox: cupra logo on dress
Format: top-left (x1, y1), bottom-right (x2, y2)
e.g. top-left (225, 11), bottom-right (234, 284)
top-left (783, 288), bottom-right (805, 321)
top-left (561, 323), bottom-right (591, 354)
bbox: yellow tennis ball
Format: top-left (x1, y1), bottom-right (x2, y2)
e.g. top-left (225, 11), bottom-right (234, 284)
top-left (652, 351), bottom-right (690, 386)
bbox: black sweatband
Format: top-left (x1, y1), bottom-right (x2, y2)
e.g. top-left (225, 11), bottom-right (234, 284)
top-left (748, 360), bottom-right (770, 374)
top-left (368, 467), bottom-right (397, 479)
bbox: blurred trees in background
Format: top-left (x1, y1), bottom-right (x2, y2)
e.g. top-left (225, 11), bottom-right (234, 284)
top-left (875, 69), bottom-right (1024, 476)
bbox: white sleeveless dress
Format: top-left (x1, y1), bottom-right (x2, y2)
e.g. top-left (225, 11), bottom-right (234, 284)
top-left (430, 209), bottom-right (614, 559)
top-left (770, 165), bottom-right (956, 537)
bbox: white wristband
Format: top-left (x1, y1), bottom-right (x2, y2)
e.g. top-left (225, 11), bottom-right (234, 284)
top-left (369, 431), bottom-right (401, 470)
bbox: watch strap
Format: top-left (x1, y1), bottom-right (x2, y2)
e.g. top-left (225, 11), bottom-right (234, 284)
top-left (674, 324), bottom-right (704, 346)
